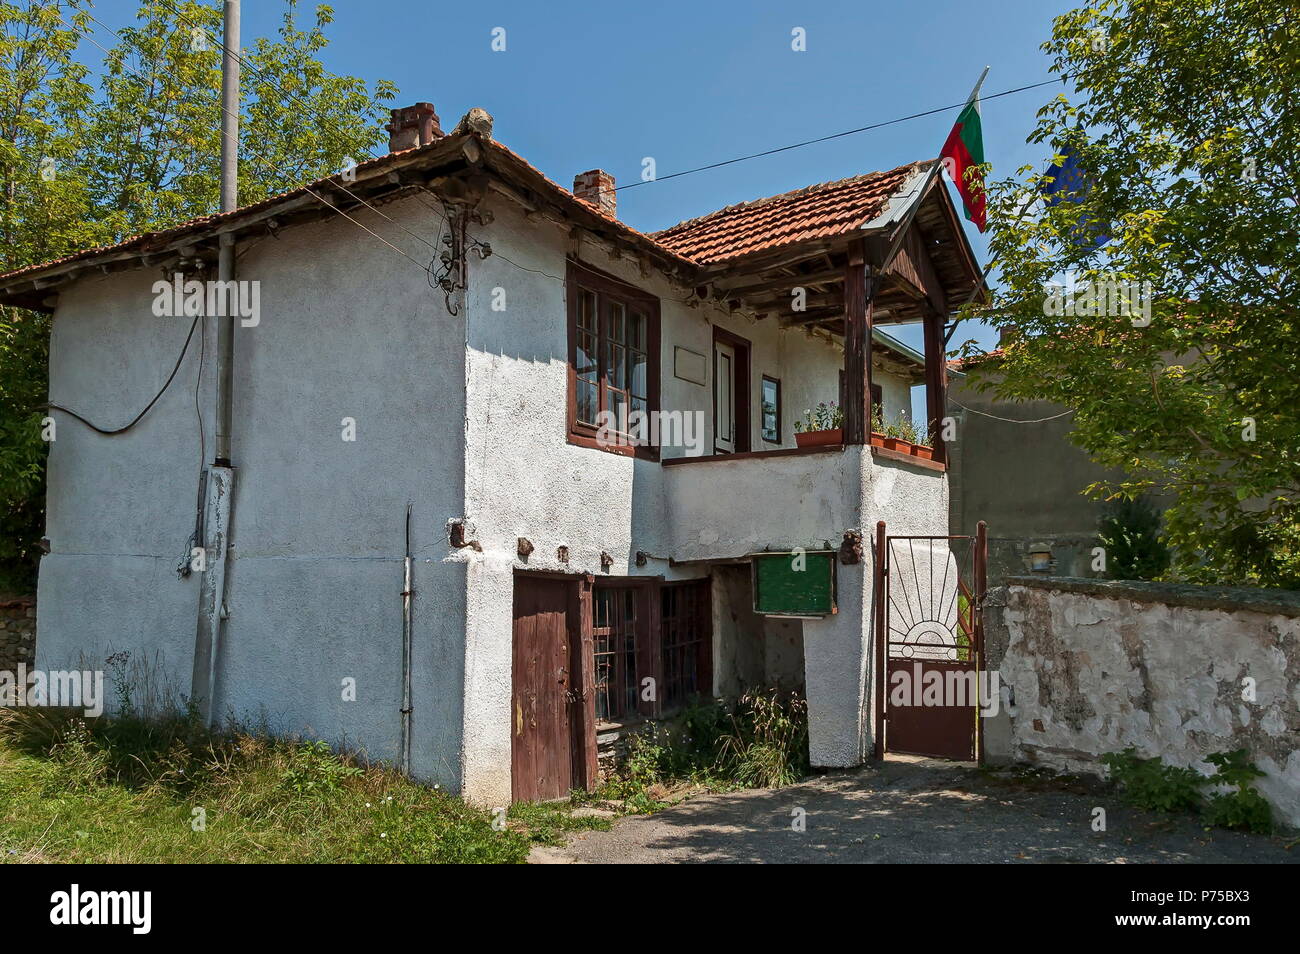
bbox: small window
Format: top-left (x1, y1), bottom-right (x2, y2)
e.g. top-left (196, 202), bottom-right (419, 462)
top-left (661, 581), bottom-right (711, 708)
top-left (760, 376), bottom-right (781, 443)
top-left (593, 586), bottom-right (639, 721)
top-left (566, 261), bottom-right (660, 458)
top-left (591, 579), bottom-right (713, 722)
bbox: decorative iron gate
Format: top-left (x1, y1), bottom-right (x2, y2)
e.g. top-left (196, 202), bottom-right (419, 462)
top-left (873, 522), bottom-right (987, 762)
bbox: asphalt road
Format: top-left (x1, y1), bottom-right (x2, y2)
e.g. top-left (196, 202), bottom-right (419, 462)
top-left (531, 756), bottom-right (1298, 864)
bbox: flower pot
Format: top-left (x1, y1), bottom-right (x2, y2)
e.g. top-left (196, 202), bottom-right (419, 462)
top-left (912, 444), bottom-right (934, 460)
top-left (795, 428), bottom-right (843, 448)
top-left (882, 437), bottom-right (906, 452)
top-left (869, 432), bottom-right (888, 448)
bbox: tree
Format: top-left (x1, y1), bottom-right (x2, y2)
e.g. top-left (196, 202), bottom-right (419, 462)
top-left (0, 0), bottom-right (397, 590)
top-left (1097, 496), bottom-right (1171, 581)
top-left (971, 0), bottom-right (1300, 587)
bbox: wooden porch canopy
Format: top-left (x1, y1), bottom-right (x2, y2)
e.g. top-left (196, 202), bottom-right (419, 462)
top-left (655, 160), bottom-right (988, 464)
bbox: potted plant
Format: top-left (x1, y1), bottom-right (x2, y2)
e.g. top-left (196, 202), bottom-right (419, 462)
top-left (794, 401), bottom-right (844, 447)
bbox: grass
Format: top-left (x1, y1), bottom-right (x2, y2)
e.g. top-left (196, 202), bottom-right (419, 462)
top-left (0, 707), bottom-right (608, 864)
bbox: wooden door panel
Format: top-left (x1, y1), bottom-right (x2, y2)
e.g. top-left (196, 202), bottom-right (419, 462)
top-left (511, 576), bottom-right (574, 802)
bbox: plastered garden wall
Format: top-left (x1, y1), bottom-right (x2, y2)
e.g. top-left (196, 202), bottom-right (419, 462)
top-left (999, 577), bottom-right (1300, 826)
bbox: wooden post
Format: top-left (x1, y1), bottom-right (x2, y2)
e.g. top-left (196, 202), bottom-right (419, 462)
top-left (974, 521), bottom-right (987, 766)
top-left (872, 520), bottom-right (887, 760)
top-left (570, 574), bottom-right (598, 790)
top-left (843, 241), bottom-right (873, 444)
top-left (922, 305), bottom-right (948, 464)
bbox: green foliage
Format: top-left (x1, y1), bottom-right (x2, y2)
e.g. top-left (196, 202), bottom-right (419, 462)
top-left (279, 739), bottom-right (362, 797)
top-left (1100, 747), bottom-right (1205, 812)
top-left (972, 0), bottom-right (1300, 587)
top-left (1097, 495), bottom-right (1172, 580)
top-left (1101, 746), bottom-right (1273, 832)
top-left (872, 408), bottom-right (925, 446)
top-left (1202, 749), bottom-right (1272, 833)
top-left (0, 706), bottom-right (600, 863)
top-left (598, 690), bottom-right (811, 812)
top-left (715, 688), bottom-right (809, 788)
top-left (0, 1), bottom-right (398, 588)
top-left (794, 401), bottom-right (844, 433)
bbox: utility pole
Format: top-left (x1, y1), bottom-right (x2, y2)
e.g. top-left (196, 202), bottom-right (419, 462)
top-left (215, 0), bottom-right (239, 462)
top-left (192, 0), bottom-right (240, 724)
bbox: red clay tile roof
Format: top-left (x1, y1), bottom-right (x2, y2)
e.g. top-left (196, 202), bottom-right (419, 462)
top-left (652, 161), bottom-right (929, 265)
top-left (0, 132), bottom-right (700, 292)
top-left (948, 348), bottom-right (1004, 370)
top-left (0, 138), bottom-right (930, 293)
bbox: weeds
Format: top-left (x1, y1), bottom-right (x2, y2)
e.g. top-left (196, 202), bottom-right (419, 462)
top-left (1101, 746), bottom-right (1274, 833)
top-left (597, 688), bottom-right (811, 813)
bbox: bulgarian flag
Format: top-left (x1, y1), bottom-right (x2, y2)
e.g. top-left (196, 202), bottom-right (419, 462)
top-left (941, 67), bottom-right (989, 232)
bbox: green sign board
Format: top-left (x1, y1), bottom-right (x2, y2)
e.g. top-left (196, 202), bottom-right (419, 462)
top-left (751, 551), bottom-right (837, 617)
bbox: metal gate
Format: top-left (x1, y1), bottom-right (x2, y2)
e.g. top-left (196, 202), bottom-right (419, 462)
top-left (873, 521), bottom-right (987, 762)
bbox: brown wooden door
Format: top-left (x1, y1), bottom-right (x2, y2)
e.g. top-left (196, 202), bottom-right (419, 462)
top-left (512, 576), bottom-right (575, 802)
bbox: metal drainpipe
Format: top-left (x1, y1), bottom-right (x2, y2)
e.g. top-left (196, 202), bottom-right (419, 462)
top-left (191, 0), bottom-right (240, 724)
top-left (400, 505), bottom-right (414, 774)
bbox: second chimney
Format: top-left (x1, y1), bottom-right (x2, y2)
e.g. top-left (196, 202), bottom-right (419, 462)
top-left (387, 103), bottom-right (443, 153)
top-left (573, 169), bottom-right (616, 218)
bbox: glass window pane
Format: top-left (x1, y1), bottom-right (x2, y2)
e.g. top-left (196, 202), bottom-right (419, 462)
top-left (577, 332), bottom-right (597, 377)
top-left (578, 380), bottom-right (598, 425)
top-left (629, 311), bottom-right (646, 350)
top-left (629, 350), bottom-right (647, 399)
top-left (578, 290), bottom-right (597, 333)
top-left (609, 387), bottom-right (627, 424)
top-left (608, 302), bottom-right (626, 344)
top-left (761, 378), bottom-right (779, 441)
top-left (608, 342), bottom-right (626, 389)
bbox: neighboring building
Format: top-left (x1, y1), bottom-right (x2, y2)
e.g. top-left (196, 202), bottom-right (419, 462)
top-left (0, 103), bottom-right (983, 804)
top-left (946, 351), bottom-right (1124, 583)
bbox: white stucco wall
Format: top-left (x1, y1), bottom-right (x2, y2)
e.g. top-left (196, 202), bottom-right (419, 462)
top-left (36, 186), bottom-right (950, 805)
top-left (39, 196), bottom-right (469, 789)
top-left (1001, 580), bottom-right (1300, 826)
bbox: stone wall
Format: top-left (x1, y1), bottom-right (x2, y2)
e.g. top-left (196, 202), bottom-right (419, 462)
top-left (0, 597), bottom-right (36, 673)
top-left (996, 577), bottom-right (1300, 826)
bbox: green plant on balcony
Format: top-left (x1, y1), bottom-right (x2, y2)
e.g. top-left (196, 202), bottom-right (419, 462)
top-left (873, 409), bottom-right (929, 447)
top-left (793, 401), bottom-right (844, 434)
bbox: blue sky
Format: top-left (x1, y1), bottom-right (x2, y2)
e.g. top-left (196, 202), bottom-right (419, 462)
top-left (90, 0), bottom-right (1080, 356)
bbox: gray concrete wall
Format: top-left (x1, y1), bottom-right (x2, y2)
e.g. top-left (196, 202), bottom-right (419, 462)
top-left (997, 576), bottom-right (1300, 826)
top-left (947, 370), bottom-right (1118, 583)
top-left (39, 196), bottom-right (468, 789)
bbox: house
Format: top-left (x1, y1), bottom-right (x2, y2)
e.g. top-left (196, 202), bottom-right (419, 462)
top-left (0, 103), bottom-right (985, 804)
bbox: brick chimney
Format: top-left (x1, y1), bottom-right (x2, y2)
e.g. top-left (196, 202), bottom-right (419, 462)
top-left (387, 103), bottom-right (443, 152)
top-left (573, 169), bottom-right (616, 217)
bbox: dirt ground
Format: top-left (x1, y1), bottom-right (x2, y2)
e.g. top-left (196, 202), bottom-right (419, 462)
top-left (531, 756), bottom-right (1298, 864)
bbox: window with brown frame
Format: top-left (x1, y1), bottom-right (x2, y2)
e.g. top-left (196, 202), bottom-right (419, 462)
top-left (760, 375), bottom-right (781, 444)
top-left (660, 581), bottom-right (712, 708)
top-left (592, 586), bottom-right (639, 721)
top-left (567, 261), bottom-right (661, 459)
top-left (591, 578), bottom-right (712, 723)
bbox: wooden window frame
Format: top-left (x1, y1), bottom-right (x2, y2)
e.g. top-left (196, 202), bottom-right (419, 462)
top-left (590, 576), bottom-right (713, 724)
top-left (760, 374), bottom-right (782, 444)
top-left (712, 326), bottom-right (752, 454)
top-left (566, 259), bottom-right (662, 461)
top-left (840, 370), bottom-right (884, 425)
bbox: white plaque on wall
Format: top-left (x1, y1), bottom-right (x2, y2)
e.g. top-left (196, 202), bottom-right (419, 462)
top-left (674, 346), bottom-right (707, 386)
